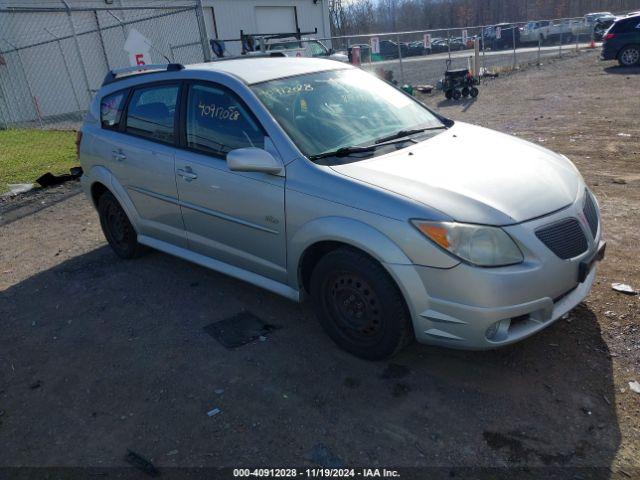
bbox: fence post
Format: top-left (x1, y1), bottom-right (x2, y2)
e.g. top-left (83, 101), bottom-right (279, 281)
top-left (2, 39), bottom-right (42, 128)
top-left (0, 74), bottom-right (14, 128)
top-left (559, 29), bottom-right (563, 58)
top-left (512, 25), bottom-right (516, 68)
top-left (44, 27), bottom-right (82, 112)
top-left (537, 35), bottom-right (541, 65)
top-left (396, 34), bottom-right (405, 85)
top-left (447, 29), bottom-right (451, 61)
top-left (481, 26), bottom-right (485, 73)
top-left (93, 10), bottom-right (111, 71)
top-left (195, 0), bottom-right (212, 62)
top-left (61, 0), bottom-right (92, 105)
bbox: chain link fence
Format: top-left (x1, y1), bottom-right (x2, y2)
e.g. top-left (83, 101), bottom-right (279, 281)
top-left (0, 7), bottom-right (631, 130)
top-left (317, 14), bottom-right (613, 92)
top-left (0, 4), bottom-right (209, 129)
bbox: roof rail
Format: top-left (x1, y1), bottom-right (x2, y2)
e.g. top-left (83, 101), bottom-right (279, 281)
top-left (102, 63), bottom-right (184, 86)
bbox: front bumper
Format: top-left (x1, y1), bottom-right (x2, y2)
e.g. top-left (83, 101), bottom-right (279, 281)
top-left (387, 190), bottom-right (604, 349)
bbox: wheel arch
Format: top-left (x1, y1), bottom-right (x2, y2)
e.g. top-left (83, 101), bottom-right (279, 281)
top-left (289, 217), bottom-right (414, 297)
top-left (86, 165), bottom-right (141, 228)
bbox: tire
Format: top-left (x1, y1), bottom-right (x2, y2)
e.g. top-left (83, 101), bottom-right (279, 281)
top-left (97, 191), bottom-right (145, 259)
top-left (618, 45), bottom-right (640, 67)
top-left (445, 89), bottom-right (453, 100)
top-left (310, 248), bottom-right (414, 360)
top-left (452, 89), bottom-right (462, 100)
top-left (461, 86), bottom-right (470, 97)
top-left (470, 86), bottom-right (479, 98)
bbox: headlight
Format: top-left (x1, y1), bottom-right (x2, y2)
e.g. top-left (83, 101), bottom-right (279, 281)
top-left (412, 220), bottom-right (523, 267)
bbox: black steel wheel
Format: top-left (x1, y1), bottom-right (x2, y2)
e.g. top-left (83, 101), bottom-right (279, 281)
top-left (310, 248), bottom-right (414, 360)
top-left (445, 89), bottom-right (453, 100)
top-left (470, 86), bottom-right (479, 98)
top-left (461, 86), bottom-right (470, 97)
top-left (452, 89), bottom-right (462, 100)
top-left (98, 191), bottom-right (145, 259)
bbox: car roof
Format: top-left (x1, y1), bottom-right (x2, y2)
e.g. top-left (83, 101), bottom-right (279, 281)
top-left (184, 57), bottom-right (350, 85)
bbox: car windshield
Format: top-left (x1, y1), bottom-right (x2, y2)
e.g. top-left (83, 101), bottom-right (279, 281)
top-left (251, 68), bottom-right (444, 160)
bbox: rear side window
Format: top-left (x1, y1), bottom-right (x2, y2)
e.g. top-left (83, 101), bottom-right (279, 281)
top-left (125, 84), bottom-right (179, 144)
top-left (100, 91), bottom-right (126, 130)
top-left (185, 83), bottom-right (265, 158)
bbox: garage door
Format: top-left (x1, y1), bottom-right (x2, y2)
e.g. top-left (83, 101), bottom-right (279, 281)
top-left (255, 6), bottom-right (297, 34)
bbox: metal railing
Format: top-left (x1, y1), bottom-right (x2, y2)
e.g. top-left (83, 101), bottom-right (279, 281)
top-left (314, 14), bottom-right (609, 88)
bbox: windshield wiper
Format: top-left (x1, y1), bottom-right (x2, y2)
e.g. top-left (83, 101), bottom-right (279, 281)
top-left (373, 125), bottom-right (446, 144)
top-left (309, 136), bottom-right (418, 161)
top-left (309, 145), bottom-right (376, 160)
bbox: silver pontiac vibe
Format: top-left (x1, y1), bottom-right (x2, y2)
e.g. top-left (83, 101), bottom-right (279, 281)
top-left (79, 58), bottom-right (605, 359)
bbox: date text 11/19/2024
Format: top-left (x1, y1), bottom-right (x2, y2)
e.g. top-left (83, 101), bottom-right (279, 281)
top-left (233, 468), bottom-right (401, 478)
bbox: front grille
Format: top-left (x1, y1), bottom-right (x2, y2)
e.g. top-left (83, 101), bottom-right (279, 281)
top-left (583, 191), bottom-right (599, 238)
top-left (536, 218), bottom-right (588, 259)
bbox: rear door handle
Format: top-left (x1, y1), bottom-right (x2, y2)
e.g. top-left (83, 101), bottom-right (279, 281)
top-left (176, 168), bottom-right (198, 182)
top-left (112, 150), bottom-right (126, 162)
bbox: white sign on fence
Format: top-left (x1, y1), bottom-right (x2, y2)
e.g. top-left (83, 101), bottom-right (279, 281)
top-left (423, 33), bottom-right (432, 49)
top-left (462, 29), bottom-right (468, 44)
top-left (370, 36), bottom-right (380, 55)
top-left (124, 29), bottom-right (152, 67)
top-left (495, 26), bottom-right (502, 39)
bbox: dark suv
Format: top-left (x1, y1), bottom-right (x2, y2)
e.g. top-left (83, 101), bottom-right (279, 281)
top-left (601, 14), bottom-right (640, 66)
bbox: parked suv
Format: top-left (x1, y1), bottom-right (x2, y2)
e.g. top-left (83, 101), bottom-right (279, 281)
top-left (601, 14), bottom-right (640, 66)
top-left (79, 58), bottom-right (604, 359)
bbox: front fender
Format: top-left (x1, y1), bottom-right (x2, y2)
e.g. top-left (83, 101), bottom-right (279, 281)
top-left (288, 216), bottom-right (431, 316)
top-left (287, 216), bottom-right (417, 288)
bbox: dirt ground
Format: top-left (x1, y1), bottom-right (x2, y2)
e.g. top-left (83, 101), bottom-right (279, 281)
top-left (0, 51), bottom-right (638, 477)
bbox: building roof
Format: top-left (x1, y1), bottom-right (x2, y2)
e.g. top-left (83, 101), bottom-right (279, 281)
top-left (185, 56), bottom-right (351, 84)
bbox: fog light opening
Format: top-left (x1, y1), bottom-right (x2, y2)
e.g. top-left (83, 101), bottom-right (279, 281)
top-left (485, 318), bottom-right (511, 341)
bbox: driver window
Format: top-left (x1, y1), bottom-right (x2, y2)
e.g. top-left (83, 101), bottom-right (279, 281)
top-left (186, 84), bottom-right (265, 158)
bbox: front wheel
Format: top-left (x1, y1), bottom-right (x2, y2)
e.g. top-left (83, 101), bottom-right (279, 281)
top-left (619, 45), bottom-right (640, 67)
top-left (470, 86), bottom-right (479, 98)
top-left (310, 248), bottom-right (414, 360)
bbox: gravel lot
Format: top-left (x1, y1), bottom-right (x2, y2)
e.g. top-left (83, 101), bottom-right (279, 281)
top-left (0, 51), bottom-right (638, 476)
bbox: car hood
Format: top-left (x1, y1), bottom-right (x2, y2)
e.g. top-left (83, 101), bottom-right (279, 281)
top-left (330, 122), bottom-right (581, 225)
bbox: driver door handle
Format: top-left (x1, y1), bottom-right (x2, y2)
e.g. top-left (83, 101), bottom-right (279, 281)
top-left (112, 150), bottom-right (126, 162)
top-left (177, 168), bottom-right (198, 182)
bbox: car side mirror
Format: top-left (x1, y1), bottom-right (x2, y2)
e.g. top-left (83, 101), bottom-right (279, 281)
top-left (227, 147), bottom-right (282, 175)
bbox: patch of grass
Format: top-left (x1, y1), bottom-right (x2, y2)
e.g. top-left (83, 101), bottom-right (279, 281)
top-left (0, 129), bottom-right (77, 193)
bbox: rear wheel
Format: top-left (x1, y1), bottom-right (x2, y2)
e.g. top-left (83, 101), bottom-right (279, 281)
top-left (461, 86), bottom-right (470, 97)
top-left (453, 89), bottom-right (462, 100)
top-left (98, 191), bottom-right (145, 259)
top-left (310, 248), bottom-right (414, 360)
top-left (445, 89), bottom-right (453, 99)
top-left (618, 45), bottom-right (640, 67)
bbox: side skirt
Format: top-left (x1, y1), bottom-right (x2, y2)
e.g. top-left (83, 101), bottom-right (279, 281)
top-left (138, 235), bottom-right (300, 303)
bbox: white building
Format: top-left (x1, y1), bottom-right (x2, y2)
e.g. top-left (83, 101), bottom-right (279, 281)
top-left (0, 1), bottom-right (332, 125)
